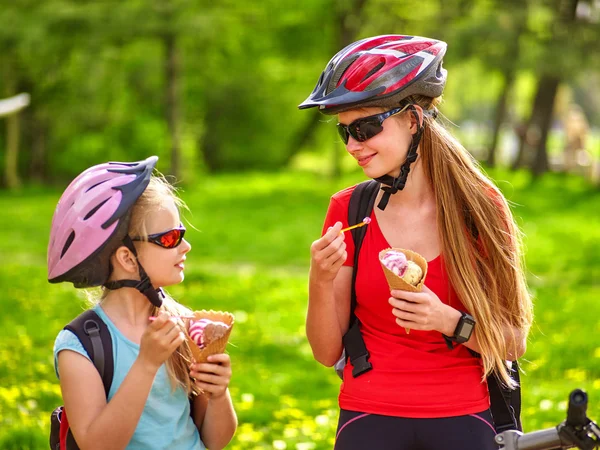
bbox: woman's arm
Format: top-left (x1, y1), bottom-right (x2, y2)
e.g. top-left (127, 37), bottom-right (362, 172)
top-left (460, 323), bottom-right (527, 361)
top-left (306, 266), bottom-right (352, 366)
top-left (389, 286), bottom-right (527, 360)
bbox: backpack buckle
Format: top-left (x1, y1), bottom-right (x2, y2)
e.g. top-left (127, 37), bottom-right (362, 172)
top-left (351, 353), bottom-right (373, 378)
top-left (83, 320), bottom-right (101, 337)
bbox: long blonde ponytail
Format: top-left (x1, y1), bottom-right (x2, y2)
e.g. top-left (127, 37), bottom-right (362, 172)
top-left (412, 96), bottom-right (533, 387)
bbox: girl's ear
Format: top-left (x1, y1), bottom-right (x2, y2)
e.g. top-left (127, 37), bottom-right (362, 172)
top-left (112, 246), bottom-right (138, 274)
top-left (408, 105), bottom-right (425, 135)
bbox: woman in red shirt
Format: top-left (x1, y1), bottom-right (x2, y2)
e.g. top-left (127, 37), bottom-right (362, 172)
top-left (299, 35), bottom-right (533, 450)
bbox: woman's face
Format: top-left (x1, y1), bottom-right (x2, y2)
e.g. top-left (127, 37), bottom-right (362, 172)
top-left (337, 106), bottom-right (414, 179)
top-left (135, 198), bottom-right (192, 288)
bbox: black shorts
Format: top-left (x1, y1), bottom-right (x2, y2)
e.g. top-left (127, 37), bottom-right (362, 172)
top-left (334, 408), bottom-right (499, 450)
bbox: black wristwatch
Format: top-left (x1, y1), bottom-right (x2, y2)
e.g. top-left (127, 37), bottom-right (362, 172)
top-left (442, 311), bottom-right (476, 349)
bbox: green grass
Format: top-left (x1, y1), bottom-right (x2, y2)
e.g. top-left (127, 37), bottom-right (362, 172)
top-left (0, 168), bottom-right (599, 449)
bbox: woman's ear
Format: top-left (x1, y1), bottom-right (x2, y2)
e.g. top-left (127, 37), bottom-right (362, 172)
top-left (408, 105), bottom-right (425, 135)
top-left (112, 246), bottom-right (138, 274)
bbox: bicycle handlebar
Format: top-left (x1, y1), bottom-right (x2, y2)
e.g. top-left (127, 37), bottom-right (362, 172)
top-left (496, 425), bottom-right (573, 450)
top-left (496, 389), bottom-right (600, 450)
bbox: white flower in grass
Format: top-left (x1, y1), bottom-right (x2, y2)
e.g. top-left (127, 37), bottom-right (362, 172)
top-left (241, 393), bottom-right (254, 404)
top-left (540, 399), bottom-right (553, 411)
top-left (295, 443), bottom-right (316, 450)
top-left (315, 414), bottom-right (329, 426)
top-left (273, 440), bottom-right (287, 450)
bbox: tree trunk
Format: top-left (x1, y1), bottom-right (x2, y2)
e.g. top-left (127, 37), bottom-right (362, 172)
top-left (29, 113), bottom-right (47, 183)
top-left (487, 2), bottom-right (526, 167)
top-left (5, 112), bottom-right (22, 190)
top-left (164, 32), bottom-right (181, 179)
top-left (529, 0), bottom-right (578, 176)
top-left (511, 76), bottom-right (559, 171)
top-left (512, 0), bottom-right (578, 173)
top-left (3, 68), bottom-right (23, 190)
top-left (282, 110), bottom-right (322, 166)
top-left (530, 75), bottom-right (560, 176)
top-left (486, 71), bottom-right (514, 167)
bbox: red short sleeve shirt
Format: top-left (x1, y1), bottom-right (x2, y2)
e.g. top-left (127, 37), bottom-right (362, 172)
top-left (322, 185), bottom-right (490, 418)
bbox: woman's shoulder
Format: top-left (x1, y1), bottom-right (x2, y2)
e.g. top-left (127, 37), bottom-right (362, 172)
top-left (330, 184), bottom-right (360, 205)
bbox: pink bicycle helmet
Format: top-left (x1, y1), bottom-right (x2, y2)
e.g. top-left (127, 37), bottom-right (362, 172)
top-left (48, 156), bottom-right (157, 288)
top-left (298, 34), bottom-right (447, 114)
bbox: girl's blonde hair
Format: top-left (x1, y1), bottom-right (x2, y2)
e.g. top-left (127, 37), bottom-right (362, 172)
top-left (408, 95), bottom-right (533, 388)
top-left (94, 175), bottom-right (201, 396)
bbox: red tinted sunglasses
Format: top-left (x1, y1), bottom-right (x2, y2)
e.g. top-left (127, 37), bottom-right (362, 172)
top-left (132, 225), bottom-right (186, 249)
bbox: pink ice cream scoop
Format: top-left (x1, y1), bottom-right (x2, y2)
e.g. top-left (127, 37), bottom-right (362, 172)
top-left (381, 250), bottom-right (409, 276)
top-left (189, 318), bottom-right (229, 348)
top-left (381, 250), bottom-right (423, 285)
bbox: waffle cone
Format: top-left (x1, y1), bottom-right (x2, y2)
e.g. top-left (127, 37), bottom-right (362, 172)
top-left (379, 248), bottom-right (429, 334)
top-left (185, 310), bottom-right (234, 363)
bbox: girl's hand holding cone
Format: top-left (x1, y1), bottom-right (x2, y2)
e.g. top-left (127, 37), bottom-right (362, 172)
top-left (388, 285), bottom-right (461, 335)
top-left (190, 353), bottom-right (232, 399)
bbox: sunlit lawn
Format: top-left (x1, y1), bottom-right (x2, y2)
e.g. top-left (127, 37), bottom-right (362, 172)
top-left (0, 167), bottom-right (599, 449)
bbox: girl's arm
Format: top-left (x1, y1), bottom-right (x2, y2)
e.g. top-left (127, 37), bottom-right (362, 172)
top-left (59, 351), bottom-right (158, 450)
top-left (191, 354), bottom-right (237, 449)
top-left (59, 314), bottom-right (185, 450)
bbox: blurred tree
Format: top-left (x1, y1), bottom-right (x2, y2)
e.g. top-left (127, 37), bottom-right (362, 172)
top-left (1, 0), bottom-right (598, 185)
top-left (512, 0), bottom-right (593, 175)
top-left (484, 1), bottom-right (528, 167)
top-left (196, 0), bottom-right (341, 172)
top-left (286, 0), bottom-right (369, 178)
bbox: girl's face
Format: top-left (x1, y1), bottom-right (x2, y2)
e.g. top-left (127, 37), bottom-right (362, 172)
top-left (135, 199), bottom-right (191, 288)
top-left (337, 107), bottom-right (414, 179)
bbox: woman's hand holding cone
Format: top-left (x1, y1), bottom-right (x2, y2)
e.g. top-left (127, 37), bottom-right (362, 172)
top-left (388, 285), bottom-right (461, 335)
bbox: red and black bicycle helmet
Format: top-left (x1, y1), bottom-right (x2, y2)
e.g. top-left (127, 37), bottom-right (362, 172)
top-left (298, 35), bottom-right (447, 209)
top-left (299, 35), bottom-right (447, 113)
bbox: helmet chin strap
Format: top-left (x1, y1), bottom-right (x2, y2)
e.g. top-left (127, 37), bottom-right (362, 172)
top-left (103, 236), bottom-right (165, 307)
top-left (374, 105), bottom-right (425, 211)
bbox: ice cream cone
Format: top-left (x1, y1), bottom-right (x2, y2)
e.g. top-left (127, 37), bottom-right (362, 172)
top-left (379, 248), bottom-right (428, 334)
top-left (185, 310), bottom-right (235, 363)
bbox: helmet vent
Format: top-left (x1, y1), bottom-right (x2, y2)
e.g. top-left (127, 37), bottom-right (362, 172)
top-left (85, 179), bottom-right (109, 192)
top-left (61, 231), bottom-right (76, 259)
top-left (329, 55), bottom-right (359, 94)
top-left (360, 62), bottom-right (385, 83)
top-left (83, 198), bottom-right (110, 220)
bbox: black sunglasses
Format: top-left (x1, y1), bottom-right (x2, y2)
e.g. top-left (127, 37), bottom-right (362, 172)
top-left (336, 104), bottom-right (410, 145)
top-left (132, 225), bottom-right (186, 249)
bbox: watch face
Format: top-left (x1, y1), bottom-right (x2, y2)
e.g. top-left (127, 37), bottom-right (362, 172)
top-left (456, 314), bottom-right (476, 342)
top-left (457, 321), bottom-right (475, 340)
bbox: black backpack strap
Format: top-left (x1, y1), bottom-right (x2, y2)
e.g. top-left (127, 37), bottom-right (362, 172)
top-left (488, 361), bottom-right (522, 432)
top-left (64, 309), bottom-right (114, 397)
top-left (466, 207), bottom-right (521, 433)
top-left (343, 180), bottom-right (380, 377)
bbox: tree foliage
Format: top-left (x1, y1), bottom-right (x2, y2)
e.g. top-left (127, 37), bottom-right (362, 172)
top-left (0, 0), bottom-right (598, 186)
